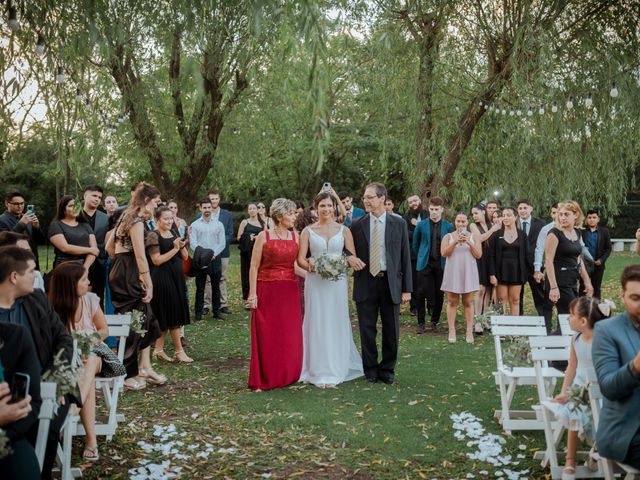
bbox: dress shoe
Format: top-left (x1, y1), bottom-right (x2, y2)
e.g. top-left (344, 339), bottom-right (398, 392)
top-left (220, 306), bottom-right (231, 314)
top-left (379, 376), bottom-right (396, 385)
top-left (431, 322), bottom-right (439, 332)
top-left (212, 311), bottom-right (226, 320)
top-left (202, 307), bottom-right (210, 315)
top-left (416, 324), bottom-right (426, 335)
top-left (365, 376), bottom-right (377, 384)
top-left (410, 308), bottom-right (417, 317)
top-left (194, 314), bottom-right (202, 321)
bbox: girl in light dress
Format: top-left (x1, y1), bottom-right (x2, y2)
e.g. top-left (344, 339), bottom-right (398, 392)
top-left (548, 296), bottom-right (609, 480)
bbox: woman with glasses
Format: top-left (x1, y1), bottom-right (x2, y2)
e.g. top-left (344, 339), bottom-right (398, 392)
top-left (257, 203), bottom-right (273, 229)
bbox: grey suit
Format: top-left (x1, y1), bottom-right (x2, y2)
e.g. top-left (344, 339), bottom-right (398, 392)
top-left (592, 312), bottom-right (640, 466)
top-left (351, 213), bottom-right (412, 381)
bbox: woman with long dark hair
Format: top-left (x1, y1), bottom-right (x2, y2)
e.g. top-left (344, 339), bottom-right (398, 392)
top-left (488, 207), bottom-right (527, 316)
top-left (106, 182), bottom-right (164, 390)
top-left (237, 202), bottom-right (265, 308)
top-left (48, 262), bottom-right (107, 462)
top-left (48, 195), bottom-right (99, 269)
top-left (147, 207), bottom-right (191, 363)
top-left (470, 204), bottom-right (500, 322)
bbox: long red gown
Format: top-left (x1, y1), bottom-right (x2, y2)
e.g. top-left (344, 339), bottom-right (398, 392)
top-left (248, 231), bottom-right (303, 390)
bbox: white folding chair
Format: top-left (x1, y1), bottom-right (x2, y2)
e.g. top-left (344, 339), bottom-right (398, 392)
top-left (587, 371), bottom-right (640, 480)
top-left (529, 336), bottom-right (601, 479)
top-left (491, 315), bottom-right (552, 433)
top-left (558, 314), bottom-right (578, 336)
top-left (35, 382), bottom-right (57, 472)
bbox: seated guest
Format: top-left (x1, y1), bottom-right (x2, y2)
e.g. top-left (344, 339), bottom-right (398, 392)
top-left (0, 323), bottom-right (41, 479)
top-left (49, 262), bottom-right (109, 462)
top-left (0, 246), bottom-right (73, 480)
top-left (0, 232), bottom-right (44, 290)
top-left (0, 190), bottom-right (45, 271)
top-left (592, 264), bottom-right (640, 469)
top-left (48, 195), bottom-right (99, 270)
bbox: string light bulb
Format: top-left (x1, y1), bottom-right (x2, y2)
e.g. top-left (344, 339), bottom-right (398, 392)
top-left (501, 108), bottom-right (506, 115)
top-left (55, 66), bottom-right (65, 84)
top-left (610, 82), bottom-right (619, 98)
top-left (509, 110), bottom-right (515, 116)
top-left (551, 101), bottom-right (558, 113)
top-left (8, 7), bottom-right (20, 32)
top-left (35, 33), bottom-right (45, 55)
top-left (566, 96), bottom-right (574, 110)
top-left (527, 107), bottom-right (533, 117)
top-left (516, 109), bottom-right (522, 116)
top-left (585, 92), bottom-right (593, 107)
top-left (538, 104), bottom-right (545, 115)
top-left (484, 104), bottom-right (488, 110)
top-left (75, 88), bottom-right (83, 101)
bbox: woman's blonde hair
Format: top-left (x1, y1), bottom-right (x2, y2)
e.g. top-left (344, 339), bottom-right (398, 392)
top-left (269, 198), bottom-right (296, 224)
top-left (558, 200), bottom-right (584, 226)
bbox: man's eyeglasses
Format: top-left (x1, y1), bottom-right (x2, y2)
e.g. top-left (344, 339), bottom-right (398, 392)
top-left (362, 195), bottom-right (380, 201)
top-left (8, 201), bottom-right (25, 206)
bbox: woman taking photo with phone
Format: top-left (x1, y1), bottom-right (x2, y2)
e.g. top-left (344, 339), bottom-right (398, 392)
top-left (440, 213), bottom-right (482, 343)
top-left (147, 207), bottom-right (192, 363)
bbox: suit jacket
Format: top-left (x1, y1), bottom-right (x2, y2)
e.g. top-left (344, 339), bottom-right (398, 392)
top-left (411, 218), bottom-right (454, 271)
top-left (580, 226), bottom-right (612, 264)
top-left (404, 208), bottom-right (427, 261)
top-left (351, 213), bottom-right (412, 304)
top-left (343, 207), bottom-right (365, 227)
top-left (217, 209), bottom-right (234, 258)
top-left (517, 217), bottom-right (545, 273)
top-left (487, 228), bottom-right (529, 284)
top-left (592, 312), bottom-right (640, 462)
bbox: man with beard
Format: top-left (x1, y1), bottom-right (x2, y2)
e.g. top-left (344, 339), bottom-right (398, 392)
top-left (403, 194), bottom-right (427, 317)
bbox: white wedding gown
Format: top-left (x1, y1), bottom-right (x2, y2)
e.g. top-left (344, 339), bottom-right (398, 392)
top-left (299, 226), bottom-right (364, 386)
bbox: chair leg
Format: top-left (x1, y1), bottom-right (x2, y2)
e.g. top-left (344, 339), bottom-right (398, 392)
top-left (497, 375), bottom-right (511, 430)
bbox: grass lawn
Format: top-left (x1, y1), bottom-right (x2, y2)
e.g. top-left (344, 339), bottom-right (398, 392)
top-left (40, 247), bottom-right (637, 479)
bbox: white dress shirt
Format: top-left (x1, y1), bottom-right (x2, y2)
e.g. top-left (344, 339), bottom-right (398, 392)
top-left (520, 215), bottom-right (532, 236)
top-left (534, 221), bottom-right (590, 272)
top-left (190, 216), bottom-right (226, 257)
top-left (369, 212), bottom-right (387, 272)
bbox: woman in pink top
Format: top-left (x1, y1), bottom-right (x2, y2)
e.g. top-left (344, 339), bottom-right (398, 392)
top-left (49, 262), bottom-right (108, 462)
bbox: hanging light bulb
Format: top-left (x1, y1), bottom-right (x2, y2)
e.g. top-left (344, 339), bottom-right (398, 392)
top-left (85, 97), bottom-right (91, 107)
top-left (35, 33), bottom-right (45, 55)
top-left (55, 66), bottom-right (65, 84)
top-left (509, 110), bottom-right (514, 116)
top-left (484, 104), bottom-right (489, 110)
top-left (478, 101), bottom-right (483, 107)
top-left (117, 113), bottom-right (125, 124)
top-left (527, 106), bottom-right (533, 117)
top-left (551, 101), bottom-right (558, 113)
top-left (566, 96), bottom-right (574, 110)
top-left (501, 108), bottom-right (506, 115)
top-left (538, 104), bottom-right (545, 115)
top-left (610, 82), bottom-right (619, 98)
top-left (8, 7), bottom-right (20, 32)
top-left (585, 92), bottom-right (593, 107)
top-left (516, 109), bottom-right (522, 116)
top-left (75, 88), bottom-right (83, 101)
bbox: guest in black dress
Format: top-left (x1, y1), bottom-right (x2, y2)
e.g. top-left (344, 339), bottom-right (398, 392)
top-left (544, 201), bottom-right (593, 333)
top-left (48, 195), bottom-right (99, 270)
top-left (488, 207), bottom-right (528, 315)
top-left (106, 182), bottom-right (164, 390)
top-left (147, 206), bottom-right (192, 363)
top-left (470, 203), bottom-right (500, 318)
top-left (237, 203), bottom-right (265, 308)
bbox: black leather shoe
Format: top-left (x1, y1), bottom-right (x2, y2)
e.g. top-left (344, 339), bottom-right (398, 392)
top-left (213, 311), bottom-right (226, 319)
top-left (203, 307), bottom-right (210, 315)
top-left (416, 324), bottom-right (426, 335)
top-left (379, 376), bottom-right (396, 385)
top-left (220, 307), bottom-right (231, 314)
top-left (431, 322), bottom-right (439, 332)
top-left (195, 314), bottom-right (202, 321)
top-left (410, 308), bottom-right (417, 317)
top-left (365, 376), bottom-right (377, 384)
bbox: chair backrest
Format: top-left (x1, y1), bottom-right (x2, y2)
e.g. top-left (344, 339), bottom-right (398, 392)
top-left (36, 382), bottom-right (58, 470)
top-left (105, 314), bottom-right (131, 362)
top-left (558, 314), bottom-right (577, 336)
top-left (529, 336), bottom-right (571, 402)
top-left (491, 316), bottom-right (547, 370)
top-left (585, 368), bottom-right (602, 423)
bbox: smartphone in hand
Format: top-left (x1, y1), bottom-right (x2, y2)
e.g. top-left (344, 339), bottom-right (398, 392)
top-left (11, 372), bottom-right (30, 403)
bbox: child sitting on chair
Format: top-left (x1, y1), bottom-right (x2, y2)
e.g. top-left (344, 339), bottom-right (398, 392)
top-left (548, 296), bottom-right (611, 480)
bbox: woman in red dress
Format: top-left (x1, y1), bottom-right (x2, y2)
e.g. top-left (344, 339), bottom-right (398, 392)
top-left (248, 198), bottom-right (303, 390)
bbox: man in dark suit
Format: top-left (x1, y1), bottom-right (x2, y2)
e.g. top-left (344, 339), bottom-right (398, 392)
top-left (516, 199), bottom-right (545, 315)
top-left (403, 194), bottom-right (427, 316)
top-left (580, 210), bottom-right (611, 299)
top-left (79, 185), bottom-right (109, 307)
top-left (339, 191), bottom-right (365, 227)
top-left (351, 183), bottom-right (412, 385)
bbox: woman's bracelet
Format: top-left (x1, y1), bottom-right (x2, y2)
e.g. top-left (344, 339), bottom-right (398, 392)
top-left (550, 287), bottom-right (559, 291)
top-left (247, 295), bottom-right (257, 301)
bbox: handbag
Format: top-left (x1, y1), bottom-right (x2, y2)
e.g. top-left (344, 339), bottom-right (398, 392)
top-left (91, 342), bottom-right (126, 378)
top-left (183, 256), bottom-right (192, 277)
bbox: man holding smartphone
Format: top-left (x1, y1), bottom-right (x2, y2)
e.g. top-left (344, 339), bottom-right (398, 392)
top-left (0, 190), bottom-right (44, 271)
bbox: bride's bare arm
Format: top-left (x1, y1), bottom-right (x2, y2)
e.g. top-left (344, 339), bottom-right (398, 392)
top-left (343, 227), bottom-right (365, 271)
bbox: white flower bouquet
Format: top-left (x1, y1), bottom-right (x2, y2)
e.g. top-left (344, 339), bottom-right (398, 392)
top-left (314, 253), bottom-right (347, 281)
top-left (0, 429), bottom-right (11, 459)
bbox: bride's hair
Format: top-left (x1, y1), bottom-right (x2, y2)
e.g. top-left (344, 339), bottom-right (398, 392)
top-left (313, 192), bottom-right (336, 208)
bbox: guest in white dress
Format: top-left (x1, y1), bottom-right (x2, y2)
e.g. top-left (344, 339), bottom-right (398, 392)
top-left (297, 191), bottom-right (365, 388)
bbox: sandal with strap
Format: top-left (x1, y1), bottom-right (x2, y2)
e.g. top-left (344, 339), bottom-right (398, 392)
top-left (174, 350), bottom-right (194, 364)
top-left (139, 368), bottom-right (167, 386)
top-left (83, 446), bottom-right (99, 462)
top-left (562, 465), bottom-right (576, 480)
top-left (153, 350), bottom-right (174, 363)
top-left (124, 377), bottom-right (146, 391)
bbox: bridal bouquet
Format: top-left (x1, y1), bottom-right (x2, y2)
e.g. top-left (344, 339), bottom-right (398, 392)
top-left (314, 253), bottom-right (347, 281)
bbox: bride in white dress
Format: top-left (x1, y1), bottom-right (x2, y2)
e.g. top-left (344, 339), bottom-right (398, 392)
top-left (297, 191), bottom-right (365, 388)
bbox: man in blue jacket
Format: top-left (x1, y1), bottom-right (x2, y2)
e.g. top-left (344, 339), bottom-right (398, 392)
top-left (592, 264), bottom-right (640, 469)
top-left (411, 196), bottom-right (454, 334)
top-left (207, 191), bottom-right (234, 314)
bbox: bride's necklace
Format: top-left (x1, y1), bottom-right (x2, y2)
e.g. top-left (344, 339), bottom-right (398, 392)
top-left (273, 227), bottom-right (289, 240)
